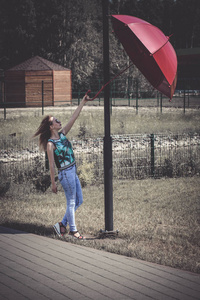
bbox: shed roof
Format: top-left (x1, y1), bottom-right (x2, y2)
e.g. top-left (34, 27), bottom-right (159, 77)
top-left (7, 56), bottom-right (70, 71)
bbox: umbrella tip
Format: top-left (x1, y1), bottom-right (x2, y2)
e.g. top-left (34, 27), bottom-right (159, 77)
top-left (167, 34), bottom-right (173, 40)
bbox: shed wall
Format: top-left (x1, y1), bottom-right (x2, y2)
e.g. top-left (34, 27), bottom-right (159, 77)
top-left (53, 70), bottom-right (72, 105)
top-left (4, 71), bottom-right (25, 107)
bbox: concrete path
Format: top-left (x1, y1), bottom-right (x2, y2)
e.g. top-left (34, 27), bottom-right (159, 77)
top-left (0, 226), bottom-right (199, 300)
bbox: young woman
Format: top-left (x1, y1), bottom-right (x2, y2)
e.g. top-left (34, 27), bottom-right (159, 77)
top-left (34, 94), bottom-right (90, 239)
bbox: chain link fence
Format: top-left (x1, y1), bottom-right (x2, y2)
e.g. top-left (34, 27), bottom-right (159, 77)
top-left (0, 133), bottom-right (199, 193)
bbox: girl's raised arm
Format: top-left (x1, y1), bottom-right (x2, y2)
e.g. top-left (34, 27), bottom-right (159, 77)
top-left (61, 94), bottom-right (90, 136)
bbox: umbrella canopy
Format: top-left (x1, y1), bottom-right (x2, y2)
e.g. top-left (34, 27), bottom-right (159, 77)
top-left (111, 15), bottom-right (177, 100)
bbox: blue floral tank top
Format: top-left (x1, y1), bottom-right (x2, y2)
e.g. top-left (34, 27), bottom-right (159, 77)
top-left (48, 132), bottom-right (75, 170)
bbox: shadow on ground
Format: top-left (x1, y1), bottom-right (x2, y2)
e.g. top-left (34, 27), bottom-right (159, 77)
top-left (0, 222), bottom-right (53, 236)
top-left (0, 222), bottom-right (103, 240)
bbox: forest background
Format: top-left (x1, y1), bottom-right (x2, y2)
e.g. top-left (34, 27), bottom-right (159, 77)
top-left (0, 0), bottom-right (200, 92)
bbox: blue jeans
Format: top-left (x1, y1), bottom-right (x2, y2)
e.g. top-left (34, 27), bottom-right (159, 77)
top-left (58, 164), bottom-right (83, 232)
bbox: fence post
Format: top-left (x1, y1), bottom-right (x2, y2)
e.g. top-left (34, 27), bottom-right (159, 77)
top-left (150, 134), bottom-right (155, 177)
top-left (42, 80), bottom-right (44, 115)
top-left (157, 91), bottom-right (159, 111)
top-left (99, 79), bottom-right (101, 106)
top-left (45, 151), bottom-right (49, 170)
top-left (113, 80), bottom-right (116, 106)
top-left (136, 79), bottom-right (138, 114)
top-left (128, 76), bottom-right (130, 107)
top-left (4, 81), bottom-right (6, 120)
top-left (183, 89), bottom-right (186, 114)
top-left (160, 93), bottom-right (162, 113)
top-left (78, 80), bottom-right (80, 105)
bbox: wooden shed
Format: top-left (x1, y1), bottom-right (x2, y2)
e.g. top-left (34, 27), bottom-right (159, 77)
top-left (4, 56), bottom-right (72, 107)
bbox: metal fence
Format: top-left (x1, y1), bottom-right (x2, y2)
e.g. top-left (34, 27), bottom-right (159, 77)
top-left (0, 133), bottom-right (199, 187)
top-left (73, 78), bottom-right (200, 112)
top-left (1, 78), bottom-right (200, 120)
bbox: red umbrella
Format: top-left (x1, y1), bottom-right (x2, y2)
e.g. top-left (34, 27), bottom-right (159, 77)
top-left (111, 15), bottom-right (177, 100)
top-left (87, 14), bottom-right (177, 101)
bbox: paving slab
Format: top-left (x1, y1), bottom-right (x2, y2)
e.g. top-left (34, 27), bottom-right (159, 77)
top-left (0, 226), bottom-right (199, 300)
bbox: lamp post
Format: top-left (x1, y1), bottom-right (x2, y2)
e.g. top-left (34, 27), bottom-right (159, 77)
top-left (102, 0), bottom-right (113, 231)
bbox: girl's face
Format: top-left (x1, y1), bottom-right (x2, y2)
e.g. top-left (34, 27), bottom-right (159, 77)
top-left (49, 117), bottom-right (62, 129)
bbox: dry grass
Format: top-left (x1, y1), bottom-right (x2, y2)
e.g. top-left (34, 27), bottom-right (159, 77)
top-left (0, 106), bottom-right (200, 274)
top-left (1, 176), bottom-right (200, 274)
top-left (0, 106), bottom-right (200, 139)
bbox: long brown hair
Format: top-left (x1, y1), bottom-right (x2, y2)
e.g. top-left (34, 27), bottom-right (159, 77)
top-left (33, 115), bottom-right (52, 151)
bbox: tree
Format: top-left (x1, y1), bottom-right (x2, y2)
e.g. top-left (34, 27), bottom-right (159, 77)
top-left (0, 0), bottom-right (36, 69)
top-left (172, 0), bottom-right (200, 48)
top-left (0, 0), bottom-right (199, 86)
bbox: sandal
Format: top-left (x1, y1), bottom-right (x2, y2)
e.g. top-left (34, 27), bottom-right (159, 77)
top-left (53, 222), bottom-right (66, 237)
top-left (69, 231), bottom-right (85, 240)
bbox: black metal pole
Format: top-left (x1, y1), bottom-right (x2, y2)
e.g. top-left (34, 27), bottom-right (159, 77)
top-left (45, 151), bottom-right (49, 170)
top-left (157, 91), bottom-right (159, 111)
top-left (136, 79), bottom-right (138, 114)
top-left (160, 93), bottom-right (162, 113)
top-left (183, 89), bottom-right (186, 114)
top-left (150, 134), bottom-right (155, 177)
top-left (42, 80), bottom-right (44, 115)
top-left (102, 0), bottom-right (113, 231)
top-left (4, 81), bottom-right (6, 120)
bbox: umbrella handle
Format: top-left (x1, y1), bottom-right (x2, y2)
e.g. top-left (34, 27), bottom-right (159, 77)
top-left (86, 86), bottom-right (106, 101)
top-left (85, 86), bottom-right (106, 101)
top-left (85, 89), bottom-right (91, 96)
top-left (85, 89), bottom-right (95, 101)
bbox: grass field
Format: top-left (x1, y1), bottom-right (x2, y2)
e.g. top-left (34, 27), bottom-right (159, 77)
top-left (0, 106), bottom-right (200, 139)
top-left (0, 106), bottom-right (200, 274)
top-left (1, 177), bottom-right (200, 274)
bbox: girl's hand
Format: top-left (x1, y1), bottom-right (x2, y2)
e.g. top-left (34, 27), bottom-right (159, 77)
top-left (83, 90), bottom-right (92, 103)
top-left (83, 94), bottom-right (91, 103)
top-left (52, 182), bottom-right (57, 194)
